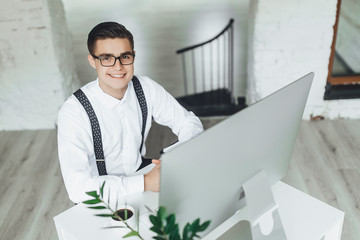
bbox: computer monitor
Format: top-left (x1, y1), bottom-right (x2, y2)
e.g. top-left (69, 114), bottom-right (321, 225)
top-left (159, 73), bottom-right (314, 236)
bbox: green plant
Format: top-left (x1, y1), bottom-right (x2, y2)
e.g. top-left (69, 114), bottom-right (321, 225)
top-left (83, 181), bottom-right (210, 240)
top-left (83, 182), bottom-right (142, 239)
top-left (149, 206), bottom-right (210, 240)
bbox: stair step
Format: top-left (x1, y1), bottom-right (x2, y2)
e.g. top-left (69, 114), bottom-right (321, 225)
top-left (176, 89), bottom-right (233, 106)
top-left (184, 104), bottom-right (246, 117)
top-left (176, 89), bottom-right (247, 116)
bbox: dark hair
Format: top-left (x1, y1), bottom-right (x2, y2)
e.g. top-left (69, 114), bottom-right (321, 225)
top-left (87, 22), bottom-right (134, 55)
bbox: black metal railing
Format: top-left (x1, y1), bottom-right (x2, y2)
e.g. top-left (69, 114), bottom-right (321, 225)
top-left (176, 19), bottom-right (234, 103)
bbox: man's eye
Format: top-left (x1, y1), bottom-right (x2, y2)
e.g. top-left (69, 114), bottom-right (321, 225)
top-left (102, 57), bottom-right (111, 61)
top-left (122, 55), bottom-right (130, 59)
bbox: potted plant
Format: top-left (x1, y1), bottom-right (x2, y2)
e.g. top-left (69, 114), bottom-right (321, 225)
top-left (83, 181), bottom-right (211, 240)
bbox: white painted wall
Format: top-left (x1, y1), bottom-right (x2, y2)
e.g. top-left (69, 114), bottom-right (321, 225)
top-left (247, 0), bottom-right (360, 119)
top-left (61, 0), bottom-right (249, 98)
top-left (0, 0), bottom-right (80, 130)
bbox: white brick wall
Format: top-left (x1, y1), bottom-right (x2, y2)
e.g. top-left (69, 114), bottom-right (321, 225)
top-left (247, 0), bottom-right (360, 119)
top-left (0, 0), bottom-right (80, 130)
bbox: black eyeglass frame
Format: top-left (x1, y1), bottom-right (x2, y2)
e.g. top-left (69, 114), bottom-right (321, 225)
top-left (91, 52), bottom-right (136, 67)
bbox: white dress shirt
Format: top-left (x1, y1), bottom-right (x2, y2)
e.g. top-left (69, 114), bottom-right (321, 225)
top-left (57, 75), bottom-right (203, 203)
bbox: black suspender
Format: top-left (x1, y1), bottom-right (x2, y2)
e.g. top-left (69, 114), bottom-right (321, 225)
top-left (73, 76), bottom-right (148, 175)
top-left (73, 89), bottom-right (107, 175)
top-left (132, 76), bottom-right (148, 153)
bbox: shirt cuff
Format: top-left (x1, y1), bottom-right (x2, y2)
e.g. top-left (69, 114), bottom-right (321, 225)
top-left (126, 174), bottom-right (144, 194)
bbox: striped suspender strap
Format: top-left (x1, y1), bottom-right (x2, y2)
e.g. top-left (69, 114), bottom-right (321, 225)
top-left (73, 89), bottom-right (107, 175)
top-left (73, 76), bottom-right (148, 176)
top-left (132, 76), bottom-right (148, 153)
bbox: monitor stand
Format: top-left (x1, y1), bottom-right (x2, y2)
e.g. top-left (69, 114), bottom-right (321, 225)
top-left (203, 170), bottom-right (287, 239)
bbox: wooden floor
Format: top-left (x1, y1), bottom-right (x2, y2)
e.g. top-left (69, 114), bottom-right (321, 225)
top-left (0, 118), bottom-right (359, 239)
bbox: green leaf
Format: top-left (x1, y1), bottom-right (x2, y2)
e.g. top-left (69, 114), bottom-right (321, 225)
top-left (83, 199), bottom-right (101, 205)
top-left (157, 206), bottom-right (167, 222)
top-left (150, 226), bottom-right (163, 235)
top-left (198, 220), bottom-right (211, 232)
top-left (107, 190), bottom-right (111, 206)
top-left (85, 191), bottom-right (99, 198)
top-left (149, 215), bottom-right (158, 226)
top-left (123, 230), bottom-right (139, 238)
top-left (166, 214), bottom-right (175, 226)
top-left (103, 226), bottom-right (127, 229)
top-left (88, 206), bottom-right (107, 209)
top-left (153, 236), bottom-right (166, 240)
top-left (150, 214), bottom-right (163, 228)
top-left (182, 223), bottom-right (191, 239)
top-left (191, 218), bottom-right (200, 230)
top-left (124, 209), bottom-right (128, 220)
top-left (170, 224), bottom-right (180, 239)
top-left (94, 214), bottom-right (113, 218)
top-left (164, 219), bottom-right (175, 234)
top-left (170, 226), bottom-right (181, 240)
top-left (100, 181), bottom-right (106, 198)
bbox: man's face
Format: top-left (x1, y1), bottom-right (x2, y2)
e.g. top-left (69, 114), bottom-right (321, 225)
top-left (88, 38), bottom-right (135, 99)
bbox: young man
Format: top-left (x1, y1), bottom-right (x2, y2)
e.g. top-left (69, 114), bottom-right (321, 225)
top-left (57, 22), bottom-right (203, 204)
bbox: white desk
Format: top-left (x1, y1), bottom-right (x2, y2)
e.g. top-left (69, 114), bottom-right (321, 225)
top-left (205, 181), bottom-right (344, 240)
top-left (54, 191), bottom-right (158, 240)
top-left (54, 181), bottom-right (344, 240)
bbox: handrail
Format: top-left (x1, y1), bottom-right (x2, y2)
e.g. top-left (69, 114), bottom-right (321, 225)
top-left (176, 18), bottom-right (234, 102)
top-left (176, 18), bottom-right (234, 54)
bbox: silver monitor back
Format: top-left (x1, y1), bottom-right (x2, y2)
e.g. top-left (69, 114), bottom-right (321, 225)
top-left (159, 73), bottom-right (314, 235)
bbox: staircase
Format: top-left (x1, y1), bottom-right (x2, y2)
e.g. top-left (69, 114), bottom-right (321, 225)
top-left (177, 89), bottom-right (246, 117)
top-left (175, 19), bottom-right (247, 116)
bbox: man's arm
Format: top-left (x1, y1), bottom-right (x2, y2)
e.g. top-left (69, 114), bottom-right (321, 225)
top-left (147, 78), bottom-right (204, 144)
top-left (144, 159), bottom-right (161, 192)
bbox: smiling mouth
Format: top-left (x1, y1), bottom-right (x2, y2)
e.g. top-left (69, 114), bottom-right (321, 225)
top-left (109, 73), bottom-right (126, 78)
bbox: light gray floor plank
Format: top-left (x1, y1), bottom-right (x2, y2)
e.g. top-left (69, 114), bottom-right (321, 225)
top-left (283, 119), bottom-right (360, 240)
top-left (0, 130), bottom-right (73, 240)
top-left (0, 119), bottom-right (359, 239)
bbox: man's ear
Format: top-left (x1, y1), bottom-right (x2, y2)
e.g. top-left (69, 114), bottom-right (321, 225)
top-left (88, 54), bottom-right (96, 69)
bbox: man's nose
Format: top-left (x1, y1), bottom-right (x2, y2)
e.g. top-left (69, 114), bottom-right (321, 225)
top-left (113, 57), bottom-right (123, 70)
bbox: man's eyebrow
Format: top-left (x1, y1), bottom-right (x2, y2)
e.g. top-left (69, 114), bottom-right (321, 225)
top-left (98, 53), bottom-right (114, 57)
top-left (98, 51), bottom-right (133, 57)
top-left (120, 51), bottom-right (133, 55)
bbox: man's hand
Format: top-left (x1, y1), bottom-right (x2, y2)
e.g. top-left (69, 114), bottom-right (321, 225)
top-left (144, 159), bottom-right (161, 192)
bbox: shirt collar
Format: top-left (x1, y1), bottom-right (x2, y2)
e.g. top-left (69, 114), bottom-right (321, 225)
top-left (95, 79), bottom-right (133, 109)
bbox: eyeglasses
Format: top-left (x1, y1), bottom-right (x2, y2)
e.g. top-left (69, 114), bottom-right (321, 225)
top-left (92, 53), bottom-right (135, 67)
